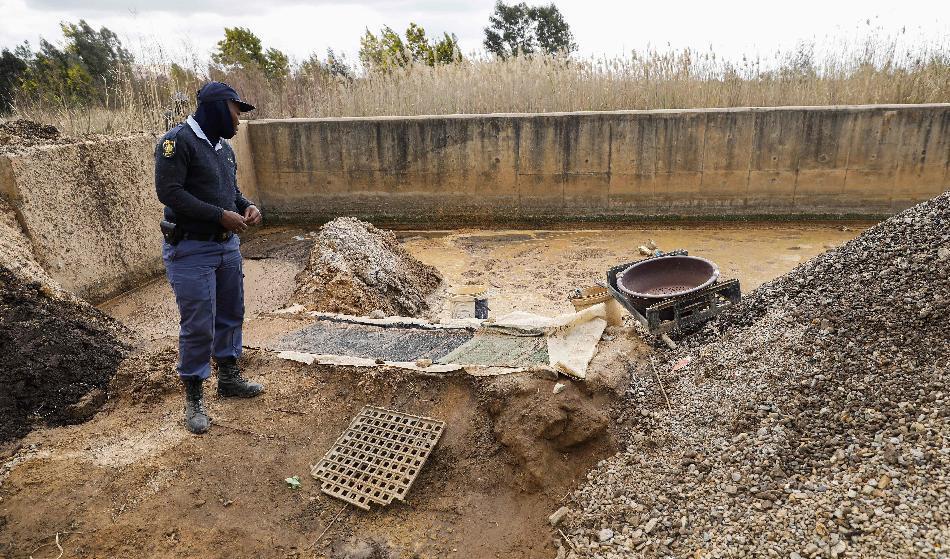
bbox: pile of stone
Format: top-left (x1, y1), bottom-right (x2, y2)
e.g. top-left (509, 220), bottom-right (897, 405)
top-left (562, 193), bottom-right (950, 558)
top-left (292, 217), bottom-right (442, 317)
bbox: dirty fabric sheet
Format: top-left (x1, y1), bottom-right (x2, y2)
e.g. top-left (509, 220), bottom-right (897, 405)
top-left (436, 333), bottom-right (548, 368)
top-left (273, 305), bottom-right (605, 378)
top-left (275, 319), bottom-right (473, 362)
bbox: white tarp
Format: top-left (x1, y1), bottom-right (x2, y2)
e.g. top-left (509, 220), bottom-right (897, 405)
top-left (488, 303), bottom-right (607, 379)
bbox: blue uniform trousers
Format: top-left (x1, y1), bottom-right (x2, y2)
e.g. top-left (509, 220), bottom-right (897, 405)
top-left (162, 236), bottom-right (244, 379)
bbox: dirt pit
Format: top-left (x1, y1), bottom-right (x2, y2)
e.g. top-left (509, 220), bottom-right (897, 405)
top-left (0, 222), bottom-right (866, 558)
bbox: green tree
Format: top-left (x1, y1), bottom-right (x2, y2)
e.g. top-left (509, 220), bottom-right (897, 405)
top-left (212, 27), bottom-right (289, 81)
top-left (484, 1), bottom-right (534, 58)
top-left (531, 4), bottom-right (576, 54)
top-left (359, 26), bottom-right (408, 70)
top-left (18, 39), bottom-right (95, 105)
top-left (14, 20), bottom-right (133, 106)
top-left (262, 48), bottom-right (289, 80)
top-left (213, 27), bottom-right (263, 68)
top-left (325, 49), bottom-right (354, 79)
top-left (360, 23), bottom-right (461, 70)
top-left (0, 49), bottom-right (27, 112)
top-left (431, 33), bottom-right (463, 65)
top-left (61, 20), bottom-right (132, 87)
top-left (300, 49), bottom-right (355, 80)
top-left (484, 1), bottom-right (576, 58)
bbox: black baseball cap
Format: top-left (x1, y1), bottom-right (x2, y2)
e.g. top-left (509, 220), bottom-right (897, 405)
top-left (196, 82), bottom-right (255, 112)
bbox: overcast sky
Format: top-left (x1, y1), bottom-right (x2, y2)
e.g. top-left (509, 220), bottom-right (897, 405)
top-left (1, 0), bottom-right (948, 66)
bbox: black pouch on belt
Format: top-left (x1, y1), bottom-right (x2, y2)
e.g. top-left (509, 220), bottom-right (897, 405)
top-left (160, 220), bottom-right (181, 245)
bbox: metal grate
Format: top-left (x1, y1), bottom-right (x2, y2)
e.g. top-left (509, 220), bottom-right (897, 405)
top-left (312, 406), bottom-right (445, 510)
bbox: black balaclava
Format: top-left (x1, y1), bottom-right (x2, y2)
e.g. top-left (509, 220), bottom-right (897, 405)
top-left (192, 99), bottom-right (235, 146)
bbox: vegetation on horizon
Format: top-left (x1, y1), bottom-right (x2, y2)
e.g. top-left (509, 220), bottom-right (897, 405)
top-left (0, 4), bottom-right (948, 136)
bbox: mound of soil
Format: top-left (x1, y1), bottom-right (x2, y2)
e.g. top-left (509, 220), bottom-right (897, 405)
top-left (0, 266), bottom-right (129, 442)
top-left (567, 193), bottom-right (950, 557)
top-left (0, 119), bottom-right (71, 154)
top-left (293, 218), bottom-right (442, 317)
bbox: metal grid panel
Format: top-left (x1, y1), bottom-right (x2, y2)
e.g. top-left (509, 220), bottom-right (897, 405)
top-left (312, 406), bottom-right (445, 510)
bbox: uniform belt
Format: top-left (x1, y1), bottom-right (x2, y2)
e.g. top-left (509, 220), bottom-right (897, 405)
top-left (181, 231), bottom-right (233, 242)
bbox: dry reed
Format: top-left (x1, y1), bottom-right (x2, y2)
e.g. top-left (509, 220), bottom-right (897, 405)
top-left (11, 31), bottom-right (950, 136)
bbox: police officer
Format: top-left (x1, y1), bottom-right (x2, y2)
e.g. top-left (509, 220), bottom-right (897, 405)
top-left (155, 82), bottom-right (264, 435)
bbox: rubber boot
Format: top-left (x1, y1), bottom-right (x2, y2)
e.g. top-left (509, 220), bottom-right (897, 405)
top-left (182, 377), bottom-right (210, 434)
top-left (215, 357), bottom-right (264, 398)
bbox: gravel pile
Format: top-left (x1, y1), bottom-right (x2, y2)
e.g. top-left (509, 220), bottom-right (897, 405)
top-left (563, 193), bottom-right (950, 558)
top-left (293, 218), bottom-right (442, 317)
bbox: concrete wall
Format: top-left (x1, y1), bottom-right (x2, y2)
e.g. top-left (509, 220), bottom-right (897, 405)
top-left (240, 104), bottom-right (950, 223)
top-left (1, 104), bottom-right (947, 303)
top-left (0, 135), bottom-right (163, 302)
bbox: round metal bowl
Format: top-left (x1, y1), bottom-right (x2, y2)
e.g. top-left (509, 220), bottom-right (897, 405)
top-left (618, 255), bottom-right (720, 299)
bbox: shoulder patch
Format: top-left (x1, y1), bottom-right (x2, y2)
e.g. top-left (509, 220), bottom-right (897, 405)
top-left (162, 139), bottom-right (176, 158)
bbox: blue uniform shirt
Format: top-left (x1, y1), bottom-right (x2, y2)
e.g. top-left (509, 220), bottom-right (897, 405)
top-left (155, 117), bottom-right (253, 235)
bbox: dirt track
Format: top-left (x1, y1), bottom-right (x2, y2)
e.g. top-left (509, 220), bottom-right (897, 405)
top-left (0, 223), bottom-right (865, 558)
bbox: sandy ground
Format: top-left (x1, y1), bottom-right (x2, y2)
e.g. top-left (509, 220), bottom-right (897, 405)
top-left (0, 223), bottom-right (865, 559)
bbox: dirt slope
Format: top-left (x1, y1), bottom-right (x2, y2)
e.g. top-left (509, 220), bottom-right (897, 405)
top-left (0, 349), bottom-right (618, 558)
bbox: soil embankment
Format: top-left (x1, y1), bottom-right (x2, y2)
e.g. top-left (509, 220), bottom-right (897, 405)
top-left (0, 197), bottom-right (128, 442)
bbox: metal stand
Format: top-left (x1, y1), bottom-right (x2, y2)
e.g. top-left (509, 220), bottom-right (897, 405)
top-left (606, 254), bottom-right (741, 335)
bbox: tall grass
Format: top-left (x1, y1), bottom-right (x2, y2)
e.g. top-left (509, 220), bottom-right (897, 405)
top-left (12, 31), bottom-right (950, 136)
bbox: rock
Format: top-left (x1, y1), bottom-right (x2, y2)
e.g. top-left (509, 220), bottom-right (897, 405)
top-left (63, 388), bottom-right (107, 421)
top-left (337, 539), bottom-right (376, 559)
top-left (415, 358), bottom-right (433, 368)
top-left (642, 517), bottom-right (658, 534)
top-left (638, 245), bottom-right (652, 256)
top-left (938, 246), bottom-right (950, 261)
top-left (549, 506), bottom-right (570, 527)
top-left (553, 383), bottom-right (567, 394)
top-left (369, 309), bottom-right (386, 319)
top-left (597, 528), bottom-right (614, 542)
top-left (724, 484), bottom-right (739, 495)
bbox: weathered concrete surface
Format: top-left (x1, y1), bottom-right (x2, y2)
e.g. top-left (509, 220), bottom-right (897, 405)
top-left (0, 135), bottom-right (163, 302)
top-left (242, 105), bottom-right (950, 223)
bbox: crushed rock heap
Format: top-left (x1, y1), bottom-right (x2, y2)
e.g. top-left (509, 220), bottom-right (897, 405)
top-left (0, 201), bottom-right (128, 442)
top-left (564, 193), bottom-right (950, 558)
top-left (293, 217), bottom-right (442, 317)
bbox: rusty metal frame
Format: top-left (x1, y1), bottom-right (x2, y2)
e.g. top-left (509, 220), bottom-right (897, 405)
top-left (606, 253), bottom-right (741, 335)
